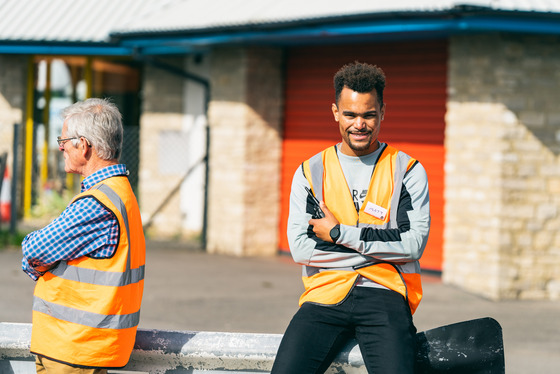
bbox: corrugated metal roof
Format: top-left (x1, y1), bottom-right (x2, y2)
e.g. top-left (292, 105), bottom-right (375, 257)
top-left (112, 0), bottom-right (560, 35)
top-left (1, 0), bottom-right (559, 43)
top-left (0, 0), bottom-right (167, 42)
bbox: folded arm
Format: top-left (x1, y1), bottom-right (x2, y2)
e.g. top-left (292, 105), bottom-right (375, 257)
top-left (287, 162), bottom-right (430, 267)
top-left (21, 196), bottom-right (119, 280)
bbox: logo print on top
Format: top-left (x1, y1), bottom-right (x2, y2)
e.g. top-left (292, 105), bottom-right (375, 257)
top-left (352, 189), bottom-right (367, 212)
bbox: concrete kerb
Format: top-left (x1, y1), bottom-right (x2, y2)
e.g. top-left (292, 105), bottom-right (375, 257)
top-left (0, 318), bottom-right (504, 374)
top-left (0, 322), bottom-right (364, 373)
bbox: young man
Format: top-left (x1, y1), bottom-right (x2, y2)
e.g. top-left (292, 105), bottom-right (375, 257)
top-left (271, 62), bottom-right (430, 373)
top-left (22, 98), bottom-right (146, 374)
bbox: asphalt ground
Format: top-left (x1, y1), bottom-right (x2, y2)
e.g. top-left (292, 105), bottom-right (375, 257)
top-left (1, 241), bottom-right (559, 373)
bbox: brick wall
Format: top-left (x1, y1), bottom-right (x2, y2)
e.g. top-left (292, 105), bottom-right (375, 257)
top-left (445, 33), bottom-right (560, 300)
top-left (207, 47), bottom-right (284, 256)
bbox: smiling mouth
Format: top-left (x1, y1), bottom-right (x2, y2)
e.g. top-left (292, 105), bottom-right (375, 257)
top-left (349, 131), bottom-right (371, 139)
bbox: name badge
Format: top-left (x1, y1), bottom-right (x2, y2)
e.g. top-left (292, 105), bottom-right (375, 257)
top-left (364, 202), bottom-right (388, 220)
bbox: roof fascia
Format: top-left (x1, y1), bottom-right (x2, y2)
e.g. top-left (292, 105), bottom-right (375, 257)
top-left (116, 14), bottom-right (560, 55)
top-left (0, 42), bottom-right (133, 56)
top-left (2, 10), bottom-right (559, 57)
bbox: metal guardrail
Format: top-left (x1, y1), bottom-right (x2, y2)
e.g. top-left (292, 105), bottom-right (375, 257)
top-left (0, 318), bottom-right (505, 374)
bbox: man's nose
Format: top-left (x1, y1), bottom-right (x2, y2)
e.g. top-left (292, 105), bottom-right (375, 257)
top-left (354, 117), bottom-right (366, 129)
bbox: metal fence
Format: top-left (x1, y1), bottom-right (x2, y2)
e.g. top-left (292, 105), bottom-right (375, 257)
top-left (121, 125), bottom-right (140, 191)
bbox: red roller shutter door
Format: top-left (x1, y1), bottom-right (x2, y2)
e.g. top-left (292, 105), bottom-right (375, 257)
top-left (279, 40), bottom-right (447, 271)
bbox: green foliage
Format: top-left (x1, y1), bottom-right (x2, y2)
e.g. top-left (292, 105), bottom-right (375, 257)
top-left (0, 187), bottom-right (72, 251)
top-left (30, 187), bottom-right (72, 220)
top-left (0, 229), bottom-right (27, 250)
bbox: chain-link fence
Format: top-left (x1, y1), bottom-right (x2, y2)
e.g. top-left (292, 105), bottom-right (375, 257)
top-left (121, 125), bottom-right (140, 191)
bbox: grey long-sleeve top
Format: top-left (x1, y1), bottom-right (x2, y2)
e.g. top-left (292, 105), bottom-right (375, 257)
top-left (287, 143), bottom-right (431, 274)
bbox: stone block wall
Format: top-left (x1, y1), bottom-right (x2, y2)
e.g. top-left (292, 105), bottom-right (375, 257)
top-left (139, 57), bottom-right (188, 239)
top-left (139, 55), bottom-right (210, 240)
top-left (0, 55), bottom-right (27, 168)
top-left (445, 33), bottom-right (560, 300)
top-left (207, 47), bottom-right (284, 256)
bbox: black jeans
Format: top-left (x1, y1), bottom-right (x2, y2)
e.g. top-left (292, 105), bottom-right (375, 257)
top-left (271, 287), bottom-right (417, 374)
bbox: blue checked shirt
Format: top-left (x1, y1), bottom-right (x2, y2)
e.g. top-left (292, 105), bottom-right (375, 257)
top-left (22, 164), bottom-right (128, 280)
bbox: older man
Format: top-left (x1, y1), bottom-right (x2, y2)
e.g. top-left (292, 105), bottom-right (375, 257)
top-left (22, 98), bottom-right (145, 374)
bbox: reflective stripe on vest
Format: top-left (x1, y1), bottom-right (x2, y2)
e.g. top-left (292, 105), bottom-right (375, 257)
top-left (47, 261), bottom-right (145, 287)
top-left (299, 144), bottom-right (423, 313)
top-left (33, 297), bottom-right (140, 329)
top-left (31, 177), bottom-right (145, 368)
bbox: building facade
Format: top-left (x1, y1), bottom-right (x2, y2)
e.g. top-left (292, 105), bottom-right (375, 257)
top-left (1, 1), bottom-right (559, 300)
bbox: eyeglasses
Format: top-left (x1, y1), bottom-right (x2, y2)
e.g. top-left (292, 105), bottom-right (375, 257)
top-left (57, 136), bottom-right (78, 148)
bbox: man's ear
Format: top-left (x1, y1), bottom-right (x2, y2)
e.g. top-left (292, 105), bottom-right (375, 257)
top-left (80, 137), bottom-right (91, 157)
top-left (331, 103), bottom-right (339, 122)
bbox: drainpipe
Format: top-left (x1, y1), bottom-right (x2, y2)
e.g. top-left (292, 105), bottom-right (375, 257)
top-left (142, 57), bottom-right (211, 250)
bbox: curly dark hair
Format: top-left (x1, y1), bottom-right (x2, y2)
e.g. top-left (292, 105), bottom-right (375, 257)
top-left (333, 62), bottom-right (386, 105)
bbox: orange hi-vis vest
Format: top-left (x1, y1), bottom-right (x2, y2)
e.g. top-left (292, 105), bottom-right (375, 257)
top-left (31, 176), bottom-right (145, 368)
top-left (300, 144), bottom-right (423, 314)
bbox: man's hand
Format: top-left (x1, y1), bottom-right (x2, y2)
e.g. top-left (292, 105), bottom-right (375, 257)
top-left (308, 201), bottom-right (340, 243)
top-left (34, 264), bottom-right (52, 273)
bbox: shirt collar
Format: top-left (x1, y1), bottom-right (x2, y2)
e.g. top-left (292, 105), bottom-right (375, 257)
top-left (81, 164), bottom-right (128, 192)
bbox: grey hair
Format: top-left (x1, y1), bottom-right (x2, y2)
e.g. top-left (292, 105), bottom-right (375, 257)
top-left (61, 98), bottom-right (123, 161)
